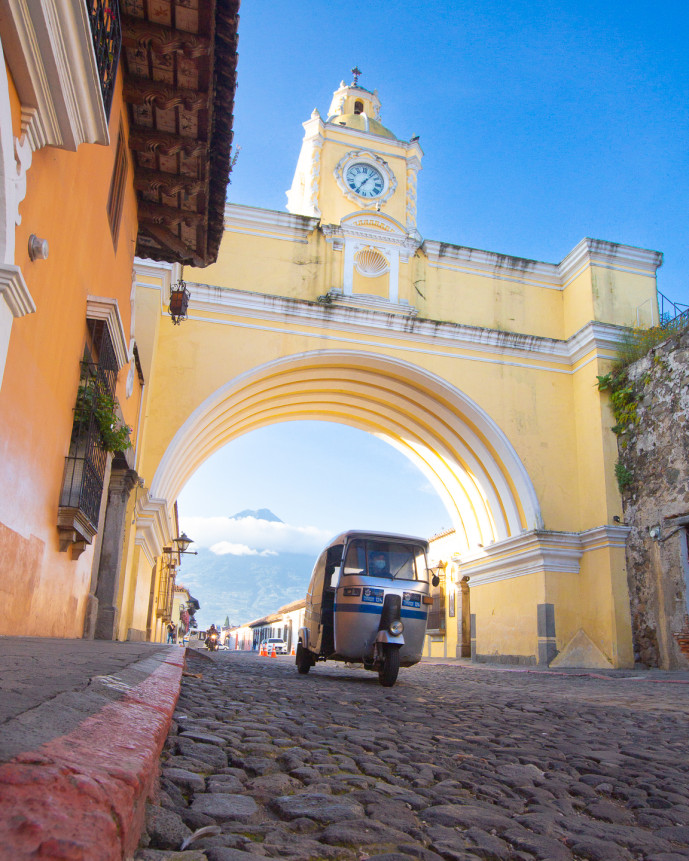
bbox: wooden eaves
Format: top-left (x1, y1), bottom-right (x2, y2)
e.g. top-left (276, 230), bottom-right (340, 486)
top-left (120, 0), bottom-right (239, 267)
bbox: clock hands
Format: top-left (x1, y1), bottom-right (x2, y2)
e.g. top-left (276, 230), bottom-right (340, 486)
top-left (347, 164), bottom-right (383, 197)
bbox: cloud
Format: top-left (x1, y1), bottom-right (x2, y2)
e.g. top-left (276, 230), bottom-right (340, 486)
top-left (210, 542), bottom-right (277, 557)
top-left (180, 514), bottom-right (334, 556)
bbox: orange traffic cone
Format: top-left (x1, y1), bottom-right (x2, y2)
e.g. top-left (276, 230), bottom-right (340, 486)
top-left (270, 644), bottom-right (277, 658)
top-left (261, 643), bottom-right (266, 656)
top-left (291, 646), bottom-right (296, 656)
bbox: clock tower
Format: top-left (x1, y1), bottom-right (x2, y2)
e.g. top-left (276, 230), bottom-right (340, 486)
top-left (286, 71), bottom-right (423, 306)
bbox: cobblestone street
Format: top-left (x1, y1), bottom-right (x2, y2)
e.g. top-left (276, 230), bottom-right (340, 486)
top-left (137, 651), bottom-right (689, 861)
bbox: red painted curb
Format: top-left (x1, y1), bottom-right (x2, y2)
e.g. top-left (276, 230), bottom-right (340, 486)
top-left (0, 647), bottom-right (185, 860)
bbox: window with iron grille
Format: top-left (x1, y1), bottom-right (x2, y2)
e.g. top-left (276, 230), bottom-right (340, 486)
top-left (59, 322), bottom-right (118, 538)
top-left (88, 0), bottom-right (121, 119)
top-left (107, 125), bottom-right (127, 249)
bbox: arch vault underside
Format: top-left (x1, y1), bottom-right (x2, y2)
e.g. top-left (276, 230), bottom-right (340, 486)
top-left (150, 350), bottom-right (543, 552)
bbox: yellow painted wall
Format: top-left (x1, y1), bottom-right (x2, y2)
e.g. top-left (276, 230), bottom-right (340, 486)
top-left (197, 227), bottom-right (328, 300)
top-left (418, 258), bottom-right (566, 340)
top-left (353, 268), bottom-right (388, 297)
top-left (471, 574), bottom-right (542, 660)
top-left (0, 70), bottom-right (141, 637)
top-left (578, 545), bottom-right (634, 666)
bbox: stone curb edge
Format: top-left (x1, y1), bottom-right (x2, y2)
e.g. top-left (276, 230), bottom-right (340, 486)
top-left (0, 645), bottom-right (186, 860)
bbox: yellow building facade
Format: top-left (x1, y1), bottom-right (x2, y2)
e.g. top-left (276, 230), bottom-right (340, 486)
top-left (125, 76), bottom-right (662, 667)
top-left (0, 0), bottom-right (239, 640)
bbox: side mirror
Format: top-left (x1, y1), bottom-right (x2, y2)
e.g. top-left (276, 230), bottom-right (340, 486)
top-left (432, 574), bottom-right (440, 587)
top-left (327, 544), bottom-right (343, 566)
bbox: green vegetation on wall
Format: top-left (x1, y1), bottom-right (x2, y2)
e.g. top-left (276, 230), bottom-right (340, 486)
top-left (597, 323), bottom-right (677, 493)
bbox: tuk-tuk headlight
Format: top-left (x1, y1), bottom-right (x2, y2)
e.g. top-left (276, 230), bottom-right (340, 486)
top-left (389, 620), bottom-right (404, 636)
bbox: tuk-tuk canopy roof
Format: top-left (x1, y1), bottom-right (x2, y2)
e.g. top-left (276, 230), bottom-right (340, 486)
top-left (324, 530), bottom-right (429, 552)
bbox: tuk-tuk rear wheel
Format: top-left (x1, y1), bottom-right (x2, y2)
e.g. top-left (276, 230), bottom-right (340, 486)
top-left (296, 642), bottom-right (312, 674)
top-left (378, 644), bottom-right (400, 687)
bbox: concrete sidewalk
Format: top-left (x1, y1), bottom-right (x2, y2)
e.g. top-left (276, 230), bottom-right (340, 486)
top-left (420, 654), bottom-right (689, 681)
top-left (0, 637), bottom-right (186, 860)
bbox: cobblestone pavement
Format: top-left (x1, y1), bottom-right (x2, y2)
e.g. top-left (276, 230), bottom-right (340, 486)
top-left (137, 651), bottom-right (689, 861)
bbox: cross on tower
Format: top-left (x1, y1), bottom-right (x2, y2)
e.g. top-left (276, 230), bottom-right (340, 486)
top-left (351, 66), bottom-right (362, 86)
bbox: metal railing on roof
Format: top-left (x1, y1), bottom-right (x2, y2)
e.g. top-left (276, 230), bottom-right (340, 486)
top-left (658, 291), bottom-right (689, 330)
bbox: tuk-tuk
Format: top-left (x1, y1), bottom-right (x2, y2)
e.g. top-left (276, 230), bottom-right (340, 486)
top-left (296, 531), bottom-right (438, 687)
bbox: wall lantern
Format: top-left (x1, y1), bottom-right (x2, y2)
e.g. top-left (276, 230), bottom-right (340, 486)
top-left (427, 562), bottom-right (446, 588)
top-left (162, 532), bottom-right (197, 568)
top-left (169, 279), bottom-right (190, 325)
top-left (174, 532), bottom-right (197, 555)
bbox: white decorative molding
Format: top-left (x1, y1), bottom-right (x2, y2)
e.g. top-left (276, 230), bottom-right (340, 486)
top-left (325, 120), bottom-right (408, 150)
top-left (180, 282), bottom-right (631, 371)
top-left (1, 0), bottom-right (109, 151)
top-left (457, 530), bottom-right (583, 586)
top-left (424, 240), bottom-right (562, 290)
top-left (0, 35), bottom-right (15, 265)
top-left (579, 524), bottom-right (630, 551)
top-left (335, 212), bottom-right (418, 302)
top-left (323, 291), bottom-right (417, 317)
top-left (0, 263), bottom-right (35, 316)
top-left (134, 493), bottom-right (173, 566)
top-left (321, 224), bottom-right (344, 251)
top-left (456, 525), bottom-right (631, 587)
top-left (286, 112), bottom-right (325, 218)
top-left (86, 295), bottom-right (129, 370)
top-left (333, 150), bottom-right (397, 209)
top-left (20, 106), bottom-right (49, 152)
top-left (559, 238), bottom-right (663, 286)
top-left (12, 132), bottom-right (32, 226)
top-left (567, 322), bottom-right (628, 366)
top-left (405, 154), bottom-right (421, 230)
top-left (424, 236), bottom-right (663, 292)
top-left (307, 133), bottom-right (323, 219)
top-left (225, 203), bottom-right (318, 244)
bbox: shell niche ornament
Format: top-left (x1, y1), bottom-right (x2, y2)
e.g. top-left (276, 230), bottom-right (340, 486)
top-left (354, 246), bottom-right (389, 278)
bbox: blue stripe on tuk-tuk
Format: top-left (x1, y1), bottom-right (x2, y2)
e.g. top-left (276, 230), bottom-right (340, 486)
top-left (334, 603), bottom-right (427, 621)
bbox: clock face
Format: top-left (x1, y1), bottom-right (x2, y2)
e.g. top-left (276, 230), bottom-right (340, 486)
top-left (345, 163), bottom-right (385, 198)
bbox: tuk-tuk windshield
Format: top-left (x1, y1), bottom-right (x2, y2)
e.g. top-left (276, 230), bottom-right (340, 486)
top-left (342, 539), bottom-right (428, 581)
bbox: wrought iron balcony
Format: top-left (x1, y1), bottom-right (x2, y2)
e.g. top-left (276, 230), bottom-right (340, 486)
top-left (88, 0), bottom-right (121, 118)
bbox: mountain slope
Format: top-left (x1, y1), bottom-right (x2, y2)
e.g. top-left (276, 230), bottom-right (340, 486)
top-left (177, 547), bottom-right (314, 628)
top-left (230, 508), bottom-right (283, 522)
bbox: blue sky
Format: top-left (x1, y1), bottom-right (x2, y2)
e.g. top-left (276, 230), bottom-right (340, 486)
top-left (178, 0), bottom-right (688, 571)
top-left (228, 0), bottom-right (688, 308)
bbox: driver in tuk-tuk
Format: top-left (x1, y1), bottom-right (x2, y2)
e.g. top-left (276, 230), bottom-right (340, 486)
top-left (370, 551), bottom-right (391, 576)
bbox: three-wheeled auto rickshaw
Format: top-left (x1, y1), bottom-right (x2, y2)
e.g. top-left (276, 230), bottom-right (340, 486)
top-left (296, 531), bottom-right (439, 687)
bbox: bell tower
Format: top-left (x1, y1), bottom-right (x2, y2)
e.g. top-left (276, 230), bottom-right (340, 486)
top-left (286, 70), bottom-right (423, 307)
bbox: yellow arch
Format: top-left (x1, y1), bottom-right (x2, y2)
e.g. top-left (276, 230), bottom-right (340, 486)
top-left (149, 351), bottom-right (543, 550)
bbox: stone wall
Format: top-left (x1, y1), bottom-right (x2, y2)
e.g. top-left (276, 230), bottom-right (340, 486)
top-left (616, 325), bottom-right (689, 668)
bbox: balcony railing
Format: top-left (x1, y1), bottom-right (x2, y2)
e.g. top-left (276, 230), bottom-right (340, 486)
top-left (88, 0), bottom-right (121, 118)
top-left (59, 428), bottom-right (107, 531)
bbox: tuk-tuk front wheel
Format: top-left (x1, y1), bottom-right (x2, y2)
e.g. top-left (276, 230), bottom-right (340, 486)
top-left (378, 644), bottom-right (400, 687)
top-left (296, 642), bottom-right (312, 675)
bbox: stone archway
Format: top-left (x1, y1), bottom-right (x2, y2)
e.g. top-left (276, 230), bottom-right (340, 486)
top-left (149, 350), bottom-right (542, 555)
